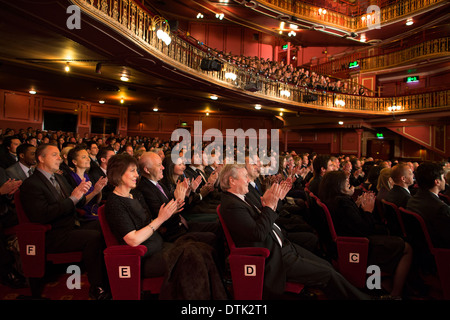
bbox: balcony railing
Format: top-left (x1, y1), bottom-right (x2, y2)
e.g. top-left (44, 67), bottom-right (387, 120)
top-left (72, 0), bottom-right (450, 115)
top-left (260, 0), bottom-right (445, 31)
top-left (312, 37), bottom-right (450, 75)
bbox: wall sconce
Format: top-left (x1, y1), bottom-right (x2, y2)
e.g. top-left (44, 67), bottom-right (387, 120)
top-left (388, 105), bottom-right (401, 119)
top-left (215, 13), bottom-right (224, 20)
top-left (151, 15), bottom-right (172, 45)
top-left (64, 62), bottom-right (70, 72)
top-left (335, 99), bottom-right (345, 107)
top-left (280, 90), bottom-right (291, 97)
top-left (225, 72), bottom-right (237, 81)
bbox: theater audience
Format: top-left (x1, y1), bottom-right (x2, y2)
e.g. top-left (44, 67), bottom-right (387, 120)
top-left (376, 167), bottom-right (393, 202)
top-left (318, 170), bottom-right (413, 299)
top-left (219, 163), bottom-right (370, 299)
top-left (0, 136), bottom-right (21, 169)
top-left (104, 153), bottom-right (178, 278)
top-left (5, 143), bottom-right (36, 181)
top-left (308, 154), bottom-right (335, 195)
top-left (19, 144), bottom-right (110, 299)
top-left (65, 145), bottom-right (108, 220)
top-left (385, 163), bottom-right (414, 208)
top-left (406, 162), bottom-right (450, 248)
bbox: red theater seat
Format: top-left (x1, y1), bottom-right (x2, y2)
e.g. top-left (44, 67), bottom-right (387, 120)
top-left (14, 190), bottom-right (83, 298)
top-left (216, 205), bottom-right (304, 300)
top-left (97, 205), bottom-right (164, 300)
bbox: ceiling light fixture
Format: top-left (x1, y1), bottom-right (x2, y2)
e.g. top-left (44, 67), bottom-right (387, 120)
top-left (120, 98), bottom-right (125, 104)
top-left (99, 100), bottom-right (105, 104)
top-left (64, 62), bottom-right (70, 72)
top-left (338, 121), bottom-right (344, 125)
top-left (255, 104), bottom-right (261, 110)
top-left (215, 13), bottom-right (224, 20)
top-left (400, 118), bottom-right (407, 122)
top-left (120, 75), bottom-right (129, 81)
top-left (95, 62), bottom-right (102, 74)
top-left (406, 18), bottom-right (414, 26)
top-left (210, 95), bottom-right (218, 100)
top-left (29, 90), bottom-right (36, 95)
top-left (153, 107), bottom-right (159, 112)
top-left (196, 13), bottom-right (204, 19)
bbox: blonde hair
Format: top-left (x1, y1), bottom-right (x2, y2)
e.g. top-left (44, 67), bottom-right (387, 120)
top-left (377, 167), bottom-right (392, 192)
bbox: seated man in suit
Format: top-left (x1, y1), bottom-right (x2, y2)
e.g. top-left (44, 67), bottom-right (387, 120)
top-left (88, 146), bottom-right (115, 201)
top-left (245, 156), bottom-right (318, 253)
top-left (308, 154), bottom-right (335, 195)
top-left (5, 143), bottom-right (36, 181)
top-left (406, 162), bottom-right (450, 249)
top-left (19, 144), bottom-right (110, 299)
top-left (136, 152), bottom-right (222, 246)
top-left (385, 163), bottom-right (414, 208)
top-left (0, 136), bottom-right (21, 169)
top-left (219, 163), bottom-right (370, 299)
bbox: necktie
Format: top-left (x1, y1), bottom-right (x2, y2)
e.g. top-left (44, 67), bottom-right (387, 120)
top-left (156, 183), bottom-right (168, 199)
top-left (50, 175), bottom-right (65, 199)
top-left (28, 169), bottom-right (33, 177)
top-left (244, 196), bottom-right (283, 247)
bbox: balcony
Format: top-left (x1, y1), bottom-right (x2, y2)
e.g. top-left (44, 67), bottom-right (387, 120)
top-left (69, 0), bottom-right (449, 116)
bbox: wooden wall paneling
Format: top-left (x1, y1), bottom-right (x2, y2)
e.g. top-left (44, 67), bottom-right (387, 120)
top-left (3, 91), bottom-right (32, 121)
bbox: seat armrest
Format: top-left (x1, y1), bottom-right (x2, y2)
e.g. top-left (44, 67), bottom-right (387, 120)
top-left (231, 247), bottom-right (270, 258)
top-left (104, 245), bottom-right (147, 256)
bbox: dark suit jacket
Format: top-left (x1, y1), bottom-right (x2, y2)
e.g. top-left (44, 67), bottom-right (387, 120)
top-left (385, 185), bottom-right (411, 209)
top-left (86, 165), bottom-right (114, 201)
top-left (5, 162), bottom-right (30, 181)
top-left (0, 152), bottom-right (17, 169)
top-left (19, 169), bottom-right (86, 246)
top-left (136, 176), bottom-right (187, 241)
top-left (220, 191), bottom-right (286, 295)
top-left (406, 188), bottom-right (450, 248)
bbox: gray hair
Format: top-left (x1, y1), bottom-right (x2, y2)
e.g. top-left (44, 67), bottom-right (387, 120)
top-left (219, 163), bottom-right (246, 191)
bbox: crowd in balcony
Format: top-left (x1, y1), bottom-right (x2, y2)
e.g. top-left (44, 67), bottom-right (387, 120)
top-left (0, 127), bottom-right (449, 300)
top-left (214, 51), bottom-right (369, 96)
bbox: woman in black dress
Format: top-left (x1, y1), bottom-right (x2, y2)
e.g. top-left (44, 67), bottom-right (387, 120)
top-left (105, 153), bottom-right (179, 277)
top-left (318, 170), bottom-right (413, 299)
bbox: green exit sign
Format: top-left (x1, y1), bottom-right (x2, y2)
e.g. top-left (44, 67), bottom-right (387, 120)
top-left (376, 133), bottom-right (384, 139)
top-left (349, 61), bottom-right (359, 68)
top-left (282, 44), bottom-right (288, 50)
top-left (406, 76), bottom-right (419, 83)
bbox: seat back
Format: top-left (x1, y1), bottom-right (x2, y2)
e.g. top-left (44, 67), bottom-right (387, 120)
top-left (13, 190), bottom-right (47, 278)
top-left (13, 190), bottom-right (82, 282)
top-left (217, 204), bottom-right (269, 300)
top-left (381, 199), bottom-right (407, 238)
top-left (400, 207), bottom-right (450, 299)
top-left (98, 204), bottom-right (149, 300)
top-left (97, 204), bottom-right (119, 247)
top-left (438, 193), bottom-right (450, 205)
top-left (14, 189), bottom-right (30, 224)
top-left (315, 197), bottom-right (369, 288)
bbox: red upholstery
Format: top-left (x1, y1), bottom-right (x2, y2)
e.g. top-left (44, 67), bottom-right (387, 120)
top-left (14, 190), bottom-right (83, 279)
top-left (381, 199), bottom-right (407, 238)
top-left (438, 193), bottom-right (450, 205)
top-left (399, 207), bottom-right (450, 300)
top-left (97, 205), bottom-right (164, 300)
top-left (216, 205), bottom-right (304, 300)
top-left (309, 193), bottom-right (369, 288)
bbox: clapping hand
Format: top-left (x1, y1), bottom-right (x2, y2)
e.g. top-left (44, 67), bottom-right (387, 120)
top-left (0, 179), bottom-right (22, 196)
top-left (261, 183), bottom-right (281, 211)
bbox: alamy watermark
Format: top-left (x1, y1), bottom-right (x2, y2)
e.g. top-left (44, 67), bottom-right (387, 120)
top-left (170, 121), bottom-right (279, 175)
